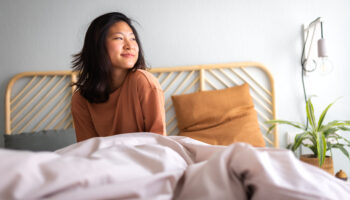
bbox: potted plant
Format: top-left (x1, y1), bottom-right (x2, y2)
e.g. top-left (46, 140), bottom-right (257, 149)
top-left (266, 97), bottom-right (350, 174)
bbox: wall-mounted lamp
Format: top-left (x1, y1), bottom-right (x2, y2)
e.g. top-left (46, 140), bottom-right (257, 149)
top-left (301, 17), bottom-right (333, 75)
top-left (300, 17), bottom-right (333, 129)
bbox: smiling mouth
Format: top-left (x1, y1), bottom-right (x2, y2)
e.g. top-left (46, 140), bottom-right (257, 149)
top-left (121, 54), bottom-right (134, 57)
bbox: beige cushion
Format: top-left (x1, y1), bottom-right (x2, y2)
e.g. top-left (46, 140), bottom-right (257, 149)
top-left (171, 84), bottom-right (265, 147)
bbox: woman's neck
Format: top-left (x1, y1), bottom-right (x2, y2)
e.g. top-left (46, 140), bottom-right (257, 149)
top-left (111, 69), bottom-right (129, 92)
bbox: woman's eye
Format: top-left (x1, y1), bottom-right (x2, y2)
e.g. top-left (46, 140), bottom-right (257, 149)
top-left (113, 37), bottom-right (123, 40)
top-left (131, 38), bottom-right (136, 41)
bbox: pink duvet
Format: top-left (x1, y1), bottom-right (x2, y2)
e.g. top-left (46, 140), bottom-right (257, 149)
top-left (0, 133), bottom-right (349, 199)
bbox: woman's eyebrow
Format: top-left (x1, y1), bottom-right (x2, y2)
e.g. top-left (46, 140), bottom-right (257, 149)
top-left (110, 32), bottom-right (135, 36)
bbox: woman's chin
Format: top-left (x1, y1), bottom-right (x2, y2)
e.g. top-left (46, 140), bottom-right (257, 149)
top-left (113, 63), bottom-right (136, 70)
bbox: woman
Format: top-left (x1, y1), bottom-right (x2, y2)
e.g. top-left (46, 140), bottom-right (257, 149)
top-left (71, 12), bottom-right (166, 142)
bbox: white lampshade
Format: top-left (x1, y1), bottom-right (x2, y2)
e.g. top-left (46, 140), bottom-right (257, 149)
top-left (317, 38), bottom-right (333, 75)
top-left (317, 38), bottom-right (328, 58)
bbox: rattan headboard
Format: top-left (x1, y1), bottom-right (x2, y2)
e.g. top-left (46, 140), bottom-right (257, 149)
top-left (5, 62), bottom-right (278, 147)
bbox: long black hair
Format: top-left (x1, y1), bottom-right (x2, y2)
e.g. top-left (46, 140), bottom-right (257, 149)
top-left (72, 12), bottom-right (146, 103)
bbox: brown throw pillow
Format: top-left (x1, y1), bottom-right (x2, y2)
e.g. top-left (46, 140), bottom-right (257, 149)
top-left (171, 84), bottom-right (265, 147)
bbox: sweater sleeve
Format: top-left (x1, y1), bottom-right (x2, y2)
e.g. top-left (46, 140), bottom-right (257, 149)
top-left (71, 92), bottom-right (98, 142)
top-left (137, 73), bottom-right (166, 136)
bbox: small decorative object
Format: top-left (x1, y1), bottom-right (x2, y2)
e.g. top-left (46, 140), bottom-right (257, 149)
top-left (266, 97), bottom-right (350, 175)
top-left (335, 170), bottom-right (348, 181)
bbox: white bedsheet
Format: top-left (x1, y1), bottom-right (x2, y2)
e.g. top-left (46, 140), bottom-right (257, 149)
top-left (0, 133), bottom-right (349, 199)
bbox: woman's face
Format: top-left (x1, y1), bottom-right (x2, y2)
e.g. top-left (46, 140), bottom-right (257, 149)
top-left (106, 21), bottom-right (139, 70)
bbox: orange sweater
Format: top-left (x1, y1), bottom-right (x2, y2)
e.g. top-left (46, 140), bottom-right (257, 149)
top-left (71, 70), bottom-right (166, 142)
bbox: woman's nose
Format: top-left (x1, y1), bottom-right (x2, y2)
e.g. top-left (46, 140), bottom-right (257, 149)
top-left (124, 40), bottom-right (132, 50)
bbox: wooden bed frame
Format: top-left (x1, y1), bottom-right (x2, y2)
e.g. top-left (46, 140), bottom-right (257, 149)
top-left (5, 62), bottom-right (278, 147)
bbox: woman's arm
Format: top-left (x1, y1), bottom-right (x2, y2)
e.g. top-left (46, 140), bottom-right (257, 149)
top-left (71, 93), bottom-right (99, 142)
top-left (140, 87), bottom-right (166, 135)
top-left (134, 71), bottom-right (166, 136)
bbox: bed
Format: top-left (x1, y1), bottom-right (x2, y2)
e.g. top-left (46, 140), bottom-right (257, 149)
top-left (5, 62), bottom-right (277, 148)
top-left (2, 62), bottom-right (349, 199)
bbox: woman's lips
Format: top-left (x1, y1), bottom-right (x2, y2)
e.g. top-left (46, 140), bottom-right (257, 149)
top-left (121, 53), bottom-right (134, 58)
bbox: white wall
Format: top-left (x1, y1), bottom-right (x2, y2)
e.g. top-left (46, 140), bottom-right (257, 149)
top-left (1, 0), bottom-right (349, 174)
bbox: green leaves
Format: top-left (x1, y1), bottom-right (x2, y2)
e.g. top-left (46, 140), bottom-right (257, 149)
top-left (316, 131), bottom-right (326, 166)
top-left (339, 126), bottom-right (350, 131)
top-left (265, 97), bottom-right (350, 167)
top-left (291, 132), bottom-right (309, 152)
top-left (330, 144), bottom-right (350, 161)
top-left (317, 100), bottom-right (337, 131)
top-left (265, 120), bottom-right (305, 133)
top-left (306, 98), bottom-right (316, 130)
top-left (323, 128), bottom-right (338, 138)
